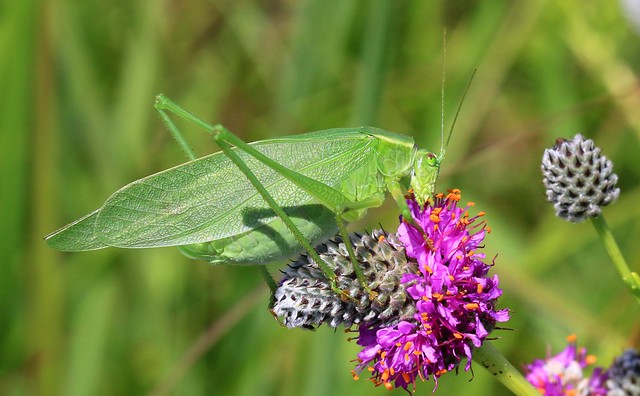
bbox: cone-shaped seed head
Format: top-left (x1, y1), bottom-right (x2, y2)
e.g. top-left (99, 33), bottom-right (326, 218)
top-left (606, 348), bottom-right (640, 395)
top-left (541, 134), bottom-right (620, 222)
top-left (271, 229), bottom-right (418, 329)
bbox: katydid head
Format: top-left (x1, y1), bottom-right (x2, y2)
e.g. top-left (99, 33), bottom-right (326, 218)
top-left (410, 149), bottom-right (442, 206)
top-left (409, 67), bottom-right (474, 206)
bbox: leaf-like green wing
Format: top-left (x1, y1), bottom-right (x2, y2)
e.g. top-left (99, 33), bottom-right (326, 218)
top-left (94, 127), bottom-right (381, 248)
top-left (45, 209), bottom-right (109, 251)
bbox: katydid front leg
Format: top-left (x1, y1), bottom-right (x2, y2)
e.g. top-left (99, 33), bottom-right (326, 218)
top-left (386, 179), bottom-right (428, 237)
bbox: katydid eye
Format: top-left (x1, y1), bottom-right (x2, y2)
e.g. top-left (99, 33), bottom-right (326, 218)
top-left (426, 153), bottom-right (438, 167)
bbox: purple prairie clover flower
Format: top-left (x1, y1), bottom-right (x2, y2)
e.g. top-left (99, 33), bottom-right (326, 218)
top-left (525, 334), bottom-right (608, 396)
top-left (353, 189), bottom-right (510, 391)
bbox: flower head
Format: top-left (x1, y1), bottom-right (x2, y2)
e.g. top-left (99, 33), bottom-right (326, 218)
top-left (353, 189), bottom-right (509, 391)
top-left (541, 134), bottom-right (619, 223)
top-left (525, 335), bottom-right (608, 396)
top-left (606, 348), bottom-right (640, 395)
top-left (272, 229), bottom-right (418, 329)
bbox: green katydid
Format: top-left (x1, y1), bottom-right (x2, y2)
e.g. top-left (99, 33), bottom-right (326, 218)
top-left (45, 92), bottom-right (459, 297)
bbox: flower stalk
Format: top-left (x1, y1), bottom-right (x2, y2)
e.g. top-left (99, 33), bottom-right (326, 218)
top-left (541, 134), bottom-right (640, 305)
top-left (590, 215), bottom-right (640, 304)
top-left (473, 341), bottom-right (541, 396)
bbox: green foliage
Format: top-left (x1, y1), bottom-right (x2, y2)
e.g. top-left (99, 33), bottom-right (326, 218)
top-left (2, 0), bottom-right (640, 394)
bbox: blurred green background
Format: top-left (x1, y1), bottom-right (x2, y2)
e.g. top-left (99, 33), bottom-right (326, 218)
top-left (2, 1), bottom-right (640, 395)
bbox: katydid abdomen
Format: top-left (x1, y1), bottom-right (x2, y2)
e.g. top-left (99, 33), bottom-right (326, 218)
top-left (178, 204), bottom-right (338, 265)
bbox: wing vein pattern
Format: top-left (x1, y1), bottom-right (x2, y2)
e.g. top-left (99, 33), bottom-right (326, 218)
top-left (95, 128), bottom-right (379, 247)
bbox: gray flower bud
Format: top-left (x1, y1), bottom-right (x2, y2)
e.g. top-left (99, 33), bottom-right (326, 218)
top-left (541, 134), bottom-right (620, 222)
top-left (606, 348), bottom-right (640, 396)
top-left (271, 229), bottom-right (418, 329)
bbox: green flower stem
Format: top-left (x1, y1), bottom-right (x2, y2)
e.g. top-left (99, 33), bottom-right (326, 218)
top-left (590, 215), bottom-right (640, 304)
top-left (473, 341), bottom-right (540, 396)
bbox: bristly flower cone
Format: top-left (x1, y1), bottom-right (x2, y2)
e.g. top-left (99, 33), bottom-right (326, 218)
top-left (272, 229), bottom-right (419, 329)
top-left (606, 348), bottom-right (640, 395)
top-left (541, 134), bottom-right (619, 222)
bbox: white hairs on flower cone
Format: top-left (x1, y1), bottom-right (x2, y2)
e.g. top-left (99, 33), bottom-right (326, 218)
top-left (541, 134), bottom-right (619, 223)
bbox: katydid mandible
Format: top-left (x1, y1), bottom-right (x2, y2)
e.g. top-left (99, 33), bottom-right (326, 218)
top-left (45, 94), bottom-right (450, 294)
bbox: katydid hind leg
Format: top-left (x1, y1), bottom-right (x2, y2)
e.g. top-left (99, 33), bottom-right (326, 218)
top-left (157, 95), bottom-right (376, 301)
top-left (209, 125), bottom-right (390, 299)
top-left (213, 126), bottom-right (388, 301)
top-left (213, 135), bottom-right (351, 299)
top-left (156, 97), bottom-right (335, 270)
top-left (155, 96), bottom-right (286, 292)
top-left (156, 95), bottom-right (355, 217)
top-left (334, 215), bottom-right (378, 301)
top-left (155, 99), bottom-right (197, 161)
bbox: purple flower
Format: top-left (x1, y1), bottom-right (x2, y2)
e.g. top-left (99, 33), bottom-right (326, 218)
top-left (353, 189), bottom-right (510, 391)
top-left (525, 335), bottom-right (608, 396)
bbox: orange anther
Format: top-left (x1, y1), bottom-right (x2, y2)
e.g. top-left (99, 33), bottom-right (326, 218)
top-left (446, 191), bottom-right (461, 201)
top-left (425, 237), bottom-right (435, 251)
top-left (430, 208), bottom-right (442, 223)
